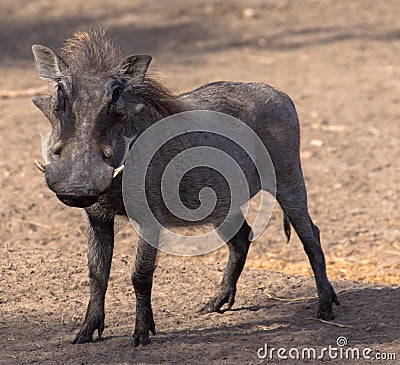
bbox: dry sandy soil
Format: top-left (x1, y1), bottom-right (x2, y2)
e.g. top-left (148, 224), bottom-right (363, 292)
top-left (0, 0), bottom-right (399, 364)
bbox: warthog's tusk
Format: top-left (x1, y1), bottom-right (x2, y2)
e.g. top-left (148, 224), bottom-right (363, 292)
top-left (113, 165), bottom-right (125, 178)
top-left (34, 160), bottom-right (46, 173)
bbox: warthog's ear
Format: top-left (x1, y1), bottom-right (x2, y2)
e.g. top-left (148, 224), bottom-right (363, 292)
top-left (32, 45), bottom-right (68, 81)
top-left (117, 55), bottom-right (152, 85)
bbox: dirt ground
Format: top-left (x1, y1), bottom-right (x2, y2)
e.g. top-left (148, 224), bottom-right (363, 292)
top-left (0, 0), bottom-right (399, 364)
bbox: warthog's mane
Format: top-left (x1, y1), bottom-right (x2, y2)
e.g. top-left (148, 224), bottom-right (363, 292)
top-left (61, 30), bottom-right (122, 74)
top-left (60, 30), bottom-right (184, 117)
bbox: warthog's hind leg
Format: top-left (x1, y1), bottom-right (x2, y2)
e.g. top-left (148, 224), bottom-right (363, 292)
top-left (276, 182), bottom-right (340, 320)
top-left (200, 212), bottom-right (252, 314)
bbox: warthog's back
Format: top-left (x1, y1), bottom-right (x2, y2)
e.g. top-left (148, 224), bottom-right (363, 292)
top-left (180, 81), bottom-right (300, 157)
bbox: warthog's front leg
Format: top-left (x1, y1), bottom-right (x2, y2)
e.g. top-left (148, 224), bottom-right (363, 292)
top-left (131, 234), bottom-right (158, 346)
top-left (71, 211), bottom-right (114, 344)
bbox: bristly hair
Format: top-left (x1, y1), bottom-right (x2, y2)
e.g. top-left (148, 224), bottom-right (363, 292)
top-left (60, 30), bottom-right (185, 116)
top-left (61, 30), bottom-right (122, 74)
top-left (137, 78), bottom-right (185, 117)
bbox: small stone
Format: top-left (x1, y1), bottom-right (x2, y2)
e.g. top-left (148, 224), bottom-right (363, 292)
top-left (310, 139), bottom-right (323, 147)
top-left (257, 38), bottom-right (267, 47)
top-left (242, 7), bottom-right (257, 19)
top-left (301, 150), bottom-right (312, 159)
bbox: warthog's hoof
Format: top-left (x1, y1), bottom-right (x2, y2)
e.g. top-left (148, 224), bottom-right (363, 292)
top-left (132, 316), bottom-right (156, 347)
top-left (71, 317), bottom-right (105, 344)
top-left (132, 333), bottom-right (151, 347)
top-left (71, 334), bottom-right (93, 344)
top-left (317, 286), bottom-right (340, 320)
top-left (132, 327), bottom-right (156, 347)
top-left (199, 288), bottom-right (236, 314)
top-left (317, 308), bottom-right (335, 321)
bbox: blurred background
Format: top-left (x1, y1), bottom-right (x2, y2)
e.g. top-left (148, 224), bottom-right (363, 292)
top-left (0, 0), bottom-right (399, 286)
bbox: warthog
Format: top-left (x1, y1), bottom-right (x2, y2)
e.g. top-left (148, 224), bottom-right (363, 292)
top-left (32, 30), bottom-right (339, 346)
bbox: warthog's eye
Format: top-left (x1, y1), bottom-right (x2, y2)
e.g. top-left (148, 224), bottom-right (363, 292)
top-left (107, 84), bottom-right (124, 116)
top-left (56, 84), bottom-right (66, 113)
top-left (111, 86), bottom-right (122, 103)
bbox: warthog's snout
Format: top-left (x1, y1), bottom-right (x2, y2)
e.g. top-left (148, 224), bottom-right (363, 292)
top-left (56, 194), bottom-right (99, 208)
top-left (43, 159), bottom-right (115, 208)
top-left (34, 159), bottom-right (124, 208)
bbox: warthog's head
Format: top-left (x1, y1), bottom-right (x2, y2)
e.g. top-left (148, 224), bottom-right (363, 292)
top-left (32, 35), bottom-right (151, 207)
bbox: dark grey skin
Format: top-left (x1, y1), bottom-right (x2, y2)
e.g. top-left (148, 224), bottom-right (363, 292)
top-left (32, 31), bottom-right (339, 346)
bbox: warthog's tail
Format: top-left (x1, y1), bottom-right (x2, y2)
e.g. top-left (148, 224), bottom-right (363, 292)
top-left (283, 213), bottom-right (291, 243)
